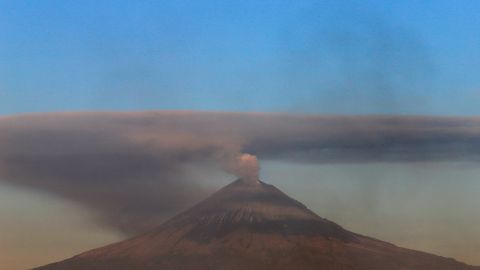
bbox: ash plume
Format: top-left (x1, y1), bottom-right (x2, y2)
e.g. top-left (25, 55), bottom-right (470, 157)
top-left (228, 153), bottom-right (260, 182)
top-left (1, 111), bottom-right (480, 234)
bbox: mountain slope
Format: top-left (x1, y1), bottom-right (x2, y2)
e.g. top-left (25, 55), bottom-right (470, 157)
top-left (34, 178), bottom-right (479, 270)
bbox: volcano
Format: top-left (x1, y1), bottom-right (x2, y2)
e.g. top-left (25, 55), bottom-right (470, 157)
top-left (35, 178), bottom-right (479, 270)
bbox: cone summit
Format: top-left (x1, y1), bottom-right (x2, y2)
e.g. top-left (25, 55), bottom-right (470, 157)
top-left (35, 178), bottom-right (479, 270)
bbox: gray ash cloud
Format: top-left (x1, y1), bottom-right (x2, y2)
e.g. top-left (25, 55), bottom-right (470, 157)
top-left (1, 111), bottom-right (479, 234)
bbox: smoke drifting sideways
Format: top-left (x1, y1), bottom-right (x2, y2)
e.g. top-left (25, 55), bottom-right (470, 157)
top-left (1, 111), bottom-right (480, 234)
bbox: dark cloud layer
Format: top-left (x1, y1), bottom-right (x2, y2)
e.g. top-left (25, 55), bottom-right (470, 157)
top-left (1, 111), bottom-right (480, 234)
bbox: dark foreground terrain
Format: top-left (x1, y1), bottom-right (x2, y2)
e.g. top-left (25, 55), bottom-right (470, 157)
top-left (35, 178), bottom-right (479, 270)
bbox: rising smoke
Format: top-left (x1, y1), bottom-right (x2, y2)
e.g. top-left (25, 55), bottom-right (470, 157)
top-left (228, 154), bottom-right (260, 183)
top-left (1, 111), bottom-right (480, 234)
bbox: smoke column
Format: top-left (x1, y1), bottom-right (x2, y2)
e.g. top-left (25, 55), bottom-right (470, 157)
top-left (229, 153), bottom-right (260, 183)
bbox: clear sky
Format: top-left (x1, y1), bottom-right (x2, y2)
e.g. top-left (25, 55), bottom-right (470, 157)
top-left (1, 0), bottom-right (480, 115)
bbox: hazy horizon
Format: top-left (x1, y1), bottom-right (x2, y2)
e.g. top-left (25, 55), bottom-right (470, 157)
top-left (2, 158), bottom-right (479, 268)
top-left (1, 1), bottom-right (479, 269)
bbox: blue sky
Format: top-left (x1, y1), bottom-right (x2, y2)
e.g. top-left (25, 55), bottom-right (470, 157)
top-left (1, 0), bottom-right (479, 115)
top-left (1, 2), bottom-right (480, 268)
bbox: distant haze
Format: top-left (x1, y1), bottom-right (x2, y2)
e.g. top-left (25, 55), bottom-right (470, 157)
top-left (0, 111), bottom-right (479, 268)
top-left (1, 111), bottom-right (480, 231)
top-left (2, 1), bottom-right (480, 269)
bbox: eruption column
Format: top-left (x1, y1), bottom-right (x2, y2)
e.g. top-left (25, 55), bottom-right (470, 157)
top-left (232, 153), bottom-right (260, 184)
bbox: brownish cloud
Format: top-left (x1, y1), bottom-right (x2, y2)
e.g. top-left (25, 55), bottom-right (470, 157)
top-left (1, 111), bottom-right (479, 234)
